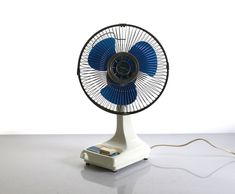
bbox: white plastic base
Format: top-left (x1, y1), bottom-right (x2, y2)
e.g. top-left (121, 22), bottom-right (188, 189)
top-left (80, 115), bottom-right (151, 171)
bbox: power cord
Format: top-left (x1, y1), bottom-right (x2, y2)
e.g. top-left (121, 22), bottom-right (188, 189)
top-left (151, 138), bottom-right (235, 156)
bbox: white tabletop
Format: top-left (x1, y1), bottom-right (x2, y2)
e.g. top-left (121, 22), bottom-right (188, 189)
top-left (0, 134), bottom-right (235, 194)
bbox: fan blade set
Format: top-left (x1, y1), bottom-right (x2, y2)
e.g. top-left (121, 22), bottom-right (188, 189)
top-left (88, 38), bottom-right (157, 105)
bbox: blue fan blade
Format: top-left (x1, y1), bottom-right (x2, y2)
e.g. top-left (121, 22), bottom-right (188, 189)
top-left (88, 38), bottom-right (116, 71)
top-left (101, 83), bottom-right (137, 105)
top-left (129, 41), bottom-right (157, 76)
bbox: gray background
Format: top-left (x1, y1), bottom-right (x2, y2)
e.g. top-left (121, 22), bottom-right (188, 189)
top-left (0, 134), bottom-right (235, 194)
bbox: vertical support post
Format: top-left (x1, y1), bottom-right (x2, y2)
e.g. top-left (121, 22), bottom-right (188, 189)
top-left (109, 114), bottom-right (138, 148)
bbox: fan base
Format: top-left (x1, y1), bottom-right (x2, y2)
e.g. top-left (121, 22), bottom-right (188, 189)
top-left (80, 114), bottom-right (151, 171)
top-left (80, 138), bottom-right (150, 171)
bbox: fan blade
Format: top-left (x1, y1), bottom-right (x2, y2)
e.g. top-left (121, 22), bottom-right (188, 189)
top-left (101, 83), bottom-right (137, 105)
top-left (88, 38), bottom-right (116, 71)
top-left (129, 41), bottom-right (157, 76)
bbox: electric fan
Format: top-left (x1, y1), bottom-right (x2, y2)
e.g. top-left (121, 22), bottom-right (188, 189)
top-left (78, 24), bottom-right (169, 171)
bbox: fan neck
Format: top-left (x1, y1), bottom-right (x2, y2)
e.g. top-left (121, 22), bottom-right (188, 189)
top-left (109, 115), bottom-right (138, 148)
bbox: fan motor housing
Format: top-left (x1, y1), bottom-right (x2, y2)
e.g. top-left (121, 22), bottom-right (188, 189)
top-left (107, 52), bottom-right (139, 85)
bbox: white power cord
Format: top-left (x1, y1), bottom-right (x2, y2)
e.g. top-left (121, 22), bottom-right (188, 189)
top-left (151, 138), bottom-right (235, 156)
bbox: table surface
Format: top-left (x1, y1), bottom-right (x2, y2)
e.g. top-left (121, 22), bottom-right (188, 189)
top-left (0, 134), bottom-right (235, 194)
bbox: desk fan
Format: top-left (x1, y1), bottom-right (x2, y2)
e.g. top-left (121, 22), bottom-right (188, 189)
top-left (78, 24), bottom-right (169, 171)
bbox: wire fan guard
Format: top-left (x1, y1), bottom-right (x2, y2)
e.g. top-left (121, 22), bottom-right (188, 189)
top-left (78, 24), bottom-right (169, 115)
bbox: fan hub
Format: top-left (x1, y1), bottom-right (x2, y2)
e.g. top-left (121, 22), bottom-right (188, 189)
top-left (107, 52), bottom-right (139, 85)
top-left (116, 61), bottom-right (131, 76)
